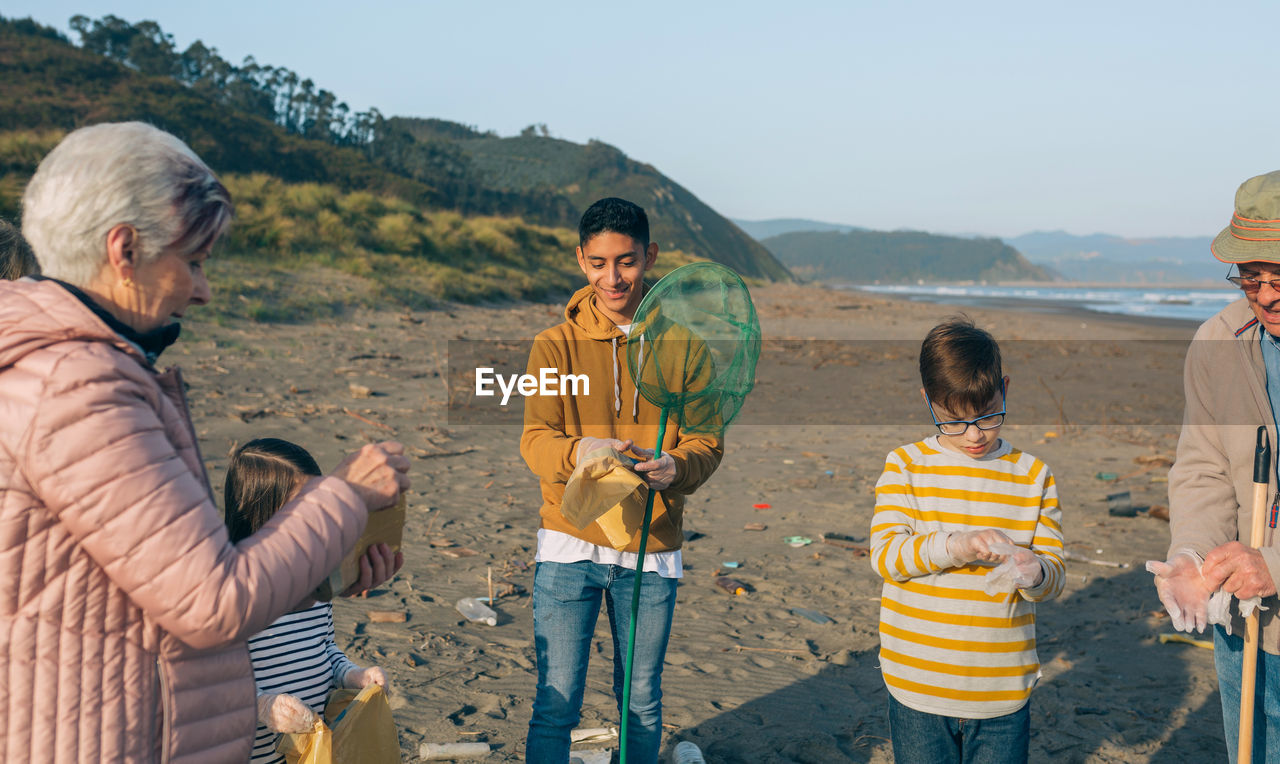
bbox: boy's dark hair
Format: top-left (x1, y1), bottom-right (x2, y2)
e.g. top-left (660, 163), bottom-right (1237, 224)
top-left (224, 438), bottom-right (322, 543)
top-left (0, 218), bottom-right (38, 280)
top-left (578, 197), bottom-right (649, 249)
top-left (919, 316), bottom-right (1003, 415)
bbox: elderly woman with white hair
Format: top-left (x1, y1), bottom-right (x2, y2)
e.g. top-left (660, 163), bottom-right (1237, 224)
top-left (0, 122), bottom-right (410, 762)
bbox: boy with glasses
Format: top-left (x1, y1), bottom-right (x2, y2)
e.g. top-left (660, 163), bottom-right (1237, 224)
top-left (870, 317), bottom-right (1065, 764)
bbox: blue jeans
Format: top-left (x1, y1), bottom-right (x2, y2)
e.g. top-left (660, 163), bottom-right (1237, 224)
top-left (1213, 624), bottom-right (1280, 763)
top-left (887, 692), bottom-right (1030, 764)
top-left (525, 561), bottom-right (678, 764)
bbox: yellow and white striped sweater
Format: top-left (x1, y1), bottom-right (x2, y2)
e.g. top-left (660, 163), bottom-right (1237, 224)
top-left (871, 436), bottom-right (1065, 719)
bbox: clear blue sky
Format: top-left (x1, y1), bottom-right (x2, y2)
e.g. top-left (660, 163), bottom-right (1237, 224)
top-left (7, 1), bottom-right (1277, 238)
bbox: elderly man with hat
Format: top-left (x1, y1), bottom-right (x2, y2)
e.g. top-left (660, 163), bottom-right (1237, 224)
top-left (1152, 171), bottom-right (1280, 760)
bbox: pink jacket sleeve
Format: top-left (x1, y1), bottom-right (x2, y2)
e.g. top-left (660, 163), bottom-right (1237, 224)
top-left (22, 351), bottom-right (367, 650)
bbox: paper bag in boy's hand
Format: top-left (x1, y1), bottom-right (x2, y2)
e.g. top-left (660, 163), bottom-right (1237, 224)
top-left (561, 446), bottom-right (649, 550)
top-left (315, 493), bottom-right (407, 600)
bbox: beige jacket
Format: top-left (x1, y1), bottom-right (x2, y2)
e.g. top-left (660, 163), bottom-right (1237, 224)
top-left (1169, 297), bottom-right (1280, 651)
top-left (0, 279), bottom-right (367, 761)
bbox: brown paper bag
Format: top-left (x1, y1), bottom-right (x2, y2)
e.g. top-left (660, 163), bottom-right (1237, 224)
top-left (316, 494), bottom-right (407, 599)
top-left (561, 447), bottom-right (648, 549)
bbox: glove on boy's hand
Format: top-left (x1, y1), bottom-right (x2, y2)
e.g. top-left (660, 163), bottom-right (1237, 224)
top-left (983, 542), bottom-right (1045, 595)
top-left (946, 529), bottom-right (1016, 564)
top-left (630, 446), bottom-right (677, 490)
top-left (1146, 552), bottom-right (1212, 633)
top-left (576, 437), bottom-right (633, 466)
top-left (256, 693), bottom-right (317, 733)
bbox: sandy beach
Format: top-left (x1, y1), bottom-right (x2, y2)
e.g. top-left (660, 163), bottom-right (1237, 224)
top-left (179, 281), bottom-right (1219, 762)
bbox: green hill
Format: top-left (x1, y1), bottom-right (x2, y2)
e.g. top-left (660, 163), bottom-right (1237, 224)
top-left (378, 120), bottom-right (792, 281)
top-left (0, 14), bottom-right (790, 284)
top-left (761, 229), bottom-right (1053, 284)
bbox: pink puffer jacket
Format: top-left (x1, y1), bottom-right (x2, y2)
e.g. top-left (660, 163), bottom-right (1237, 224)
top-left (0, 279), bottom-right (368, 762)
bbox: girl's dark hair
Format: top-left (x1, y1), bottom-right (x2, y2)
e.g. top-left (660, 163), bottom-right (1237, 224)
top-left (919, 316), bottom-right (1004, 415)
top-left (0, 218), bottom-right (38, 280)
top-left (578, 197), bottom-right (649, 249)
top-left (224, 438), bottom-right (322, 543)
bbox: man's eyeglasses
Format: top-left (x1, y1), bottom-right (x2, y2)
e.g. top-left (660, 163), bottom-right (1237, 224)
top-left (1227, 266), bottom-right (1280, 291)
top-left (925, 382), bottom-right (1006, 436)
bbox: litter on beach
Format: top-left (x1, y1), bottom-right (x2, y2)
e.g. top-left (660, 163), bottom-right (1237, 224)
top-left (1063, 549), bottom-right (1129, 568)
top-left (1158, 633), bottom-right (1213, 650)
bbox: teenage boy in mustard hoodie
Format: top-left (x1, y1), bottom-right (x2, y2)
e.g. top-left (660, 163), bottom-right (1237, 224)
top-left (521, 197), bottom-right (723, 763)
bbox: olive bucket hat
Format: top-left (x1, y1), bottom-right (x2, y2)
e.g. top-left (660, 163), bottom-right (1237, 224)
top-left (1213, 171), bottom-right (1280, 264)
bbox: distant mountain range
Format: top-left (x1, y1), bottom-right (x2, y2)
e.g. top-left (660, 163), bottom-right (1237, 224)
top-left (1007, 231), bottom-right (1219, 284)
top-left (736, 218), bottom-right (1220, 285)
top-left (760, 229), bottom-right (1051, 284)
top-left (732, 218), bottom-right (865, 239)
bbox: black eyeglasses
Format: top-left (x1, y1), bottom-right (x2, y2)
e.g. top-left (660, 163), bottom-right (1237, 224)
top-left (1227, 265), bottom-right (1280, 291)
top-left (925, 382), bottom-right (1006, 436)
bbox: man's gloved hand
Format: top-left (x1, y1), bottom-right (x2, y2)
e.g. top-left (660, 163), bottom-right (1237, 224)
top-left (1146, 552), bottom-right (1212, 633)
top-left (946, 529), bottom-right (1016, 564)
top-left (342, 665), bottom-right (389, 690)
top-left (983, 542), bottom-right (1045, 595)
top-left (575, 437), bottom-right (633, 466)
top-left (630, 446), bottom-right (677, 490)
top-left (256, 693), bottom-right (318, 733)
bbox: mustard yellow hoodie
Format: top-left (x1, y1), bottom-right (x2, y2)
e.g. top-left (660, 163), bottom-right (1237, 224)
top-left (520, 285), bottom-right (724, 552)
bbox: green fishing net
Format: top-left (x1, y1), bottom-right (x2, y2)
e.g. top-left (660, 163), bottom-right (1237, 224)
top-left (617, 261), bottom-right (761, 763)
top-left (625, 262), bottom-right (761, 436)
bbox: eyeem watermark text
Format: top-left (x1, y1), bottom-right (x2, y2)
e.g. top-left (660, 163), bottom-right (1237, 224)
top-left (475, 367), bottom-right (590, 406)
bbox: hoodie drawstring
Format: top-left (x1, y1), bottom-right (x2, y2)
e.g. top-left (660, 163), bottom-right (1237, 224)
top-left (632, 333), bottom-right (644, 419)
top-left (611, 336), bottom-right (621, 415)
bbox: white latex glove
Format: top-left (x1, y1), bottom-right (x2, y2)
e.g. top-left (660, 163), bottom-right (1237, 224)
top-left (343, 665), bottom-right (389, 690)
top-left (983, 542), bottom-right (1045, 595)
top-left (946, 529), bottom-right (1015, 565)
top-left (630, 446), bottom-right (677, 490)
top-left (1208, 590), bottom-right (1233, 635)
top-left (1207, 590), bottom-right (1269, 636)
top-left (576, 437), bottom-right (633, 466)
top-left (256, 693), bottom-right (318, 733)
top-left (1146, 552), bottom-right (1212, 633)
top-left (1240, 595), bottom-right (1268, 620)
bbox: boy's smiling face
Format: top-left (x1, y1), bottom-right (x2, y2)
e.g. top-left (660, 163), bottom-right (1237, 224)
top-left (923, 378), bottom-right (1008, 458)
top-left (576, 231), bottom-right (658, 325)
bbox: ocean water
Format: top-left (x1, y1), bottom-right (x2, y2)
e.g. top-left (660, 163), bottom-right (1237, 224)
top-left (850, 284), bottom-right (1240, 323)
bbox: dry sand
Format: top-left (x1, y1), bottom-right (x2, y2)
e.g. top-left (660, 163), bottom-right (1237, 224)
top-left (177, 282), bottom-right (1220, 762)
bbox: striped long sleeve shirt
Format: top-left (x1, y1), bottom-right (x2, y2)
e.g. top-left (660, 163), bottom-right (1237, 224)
top-left (248, 602), bottom-right (361, 764)
top-left (870, 436), bottom-right (1065, 719)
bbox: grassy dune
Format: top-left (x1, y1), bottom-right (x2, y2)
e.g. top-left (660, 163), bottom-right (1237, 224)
top-left (0, 130), bottom-right (703, 321)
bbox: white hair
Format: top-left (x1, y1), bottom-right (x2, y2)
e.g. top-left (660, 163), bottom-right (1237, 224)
top-left (22, 122), bottom-right (232, 286)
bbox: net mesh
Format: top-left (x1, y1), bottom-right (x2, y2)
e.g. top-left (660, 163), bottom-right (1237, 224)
top-left (626, 262), bottom-right (761, 435)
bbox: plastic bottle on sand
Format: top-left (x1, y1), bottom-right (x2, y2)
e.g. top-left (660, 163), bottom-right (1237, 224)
top-left (714, 577), bottom-right (747, 596)
top-left (455, 597), bottom-right (497, 626)
top-left (673, 740), bottom-right (706, 764)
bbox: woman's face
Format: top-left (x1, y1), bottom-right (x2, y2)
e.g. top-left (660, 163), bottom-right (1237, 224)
top-left (118, 247), bottom-right (212, 332)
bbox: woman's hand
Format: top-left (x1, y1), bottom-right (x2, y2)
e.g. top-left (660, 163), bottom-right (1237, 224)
top-left (332, 441), bottom-right (410, 511)
top-left (340, 543), bottom-right (404, 597)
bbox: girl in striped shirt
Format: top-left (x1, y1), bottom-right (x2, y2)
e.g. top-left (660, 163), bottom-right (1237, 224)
top-left (871, 318), bottom-right (1064, 764)
top-left (225, 438), bottom-right (392, 764)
